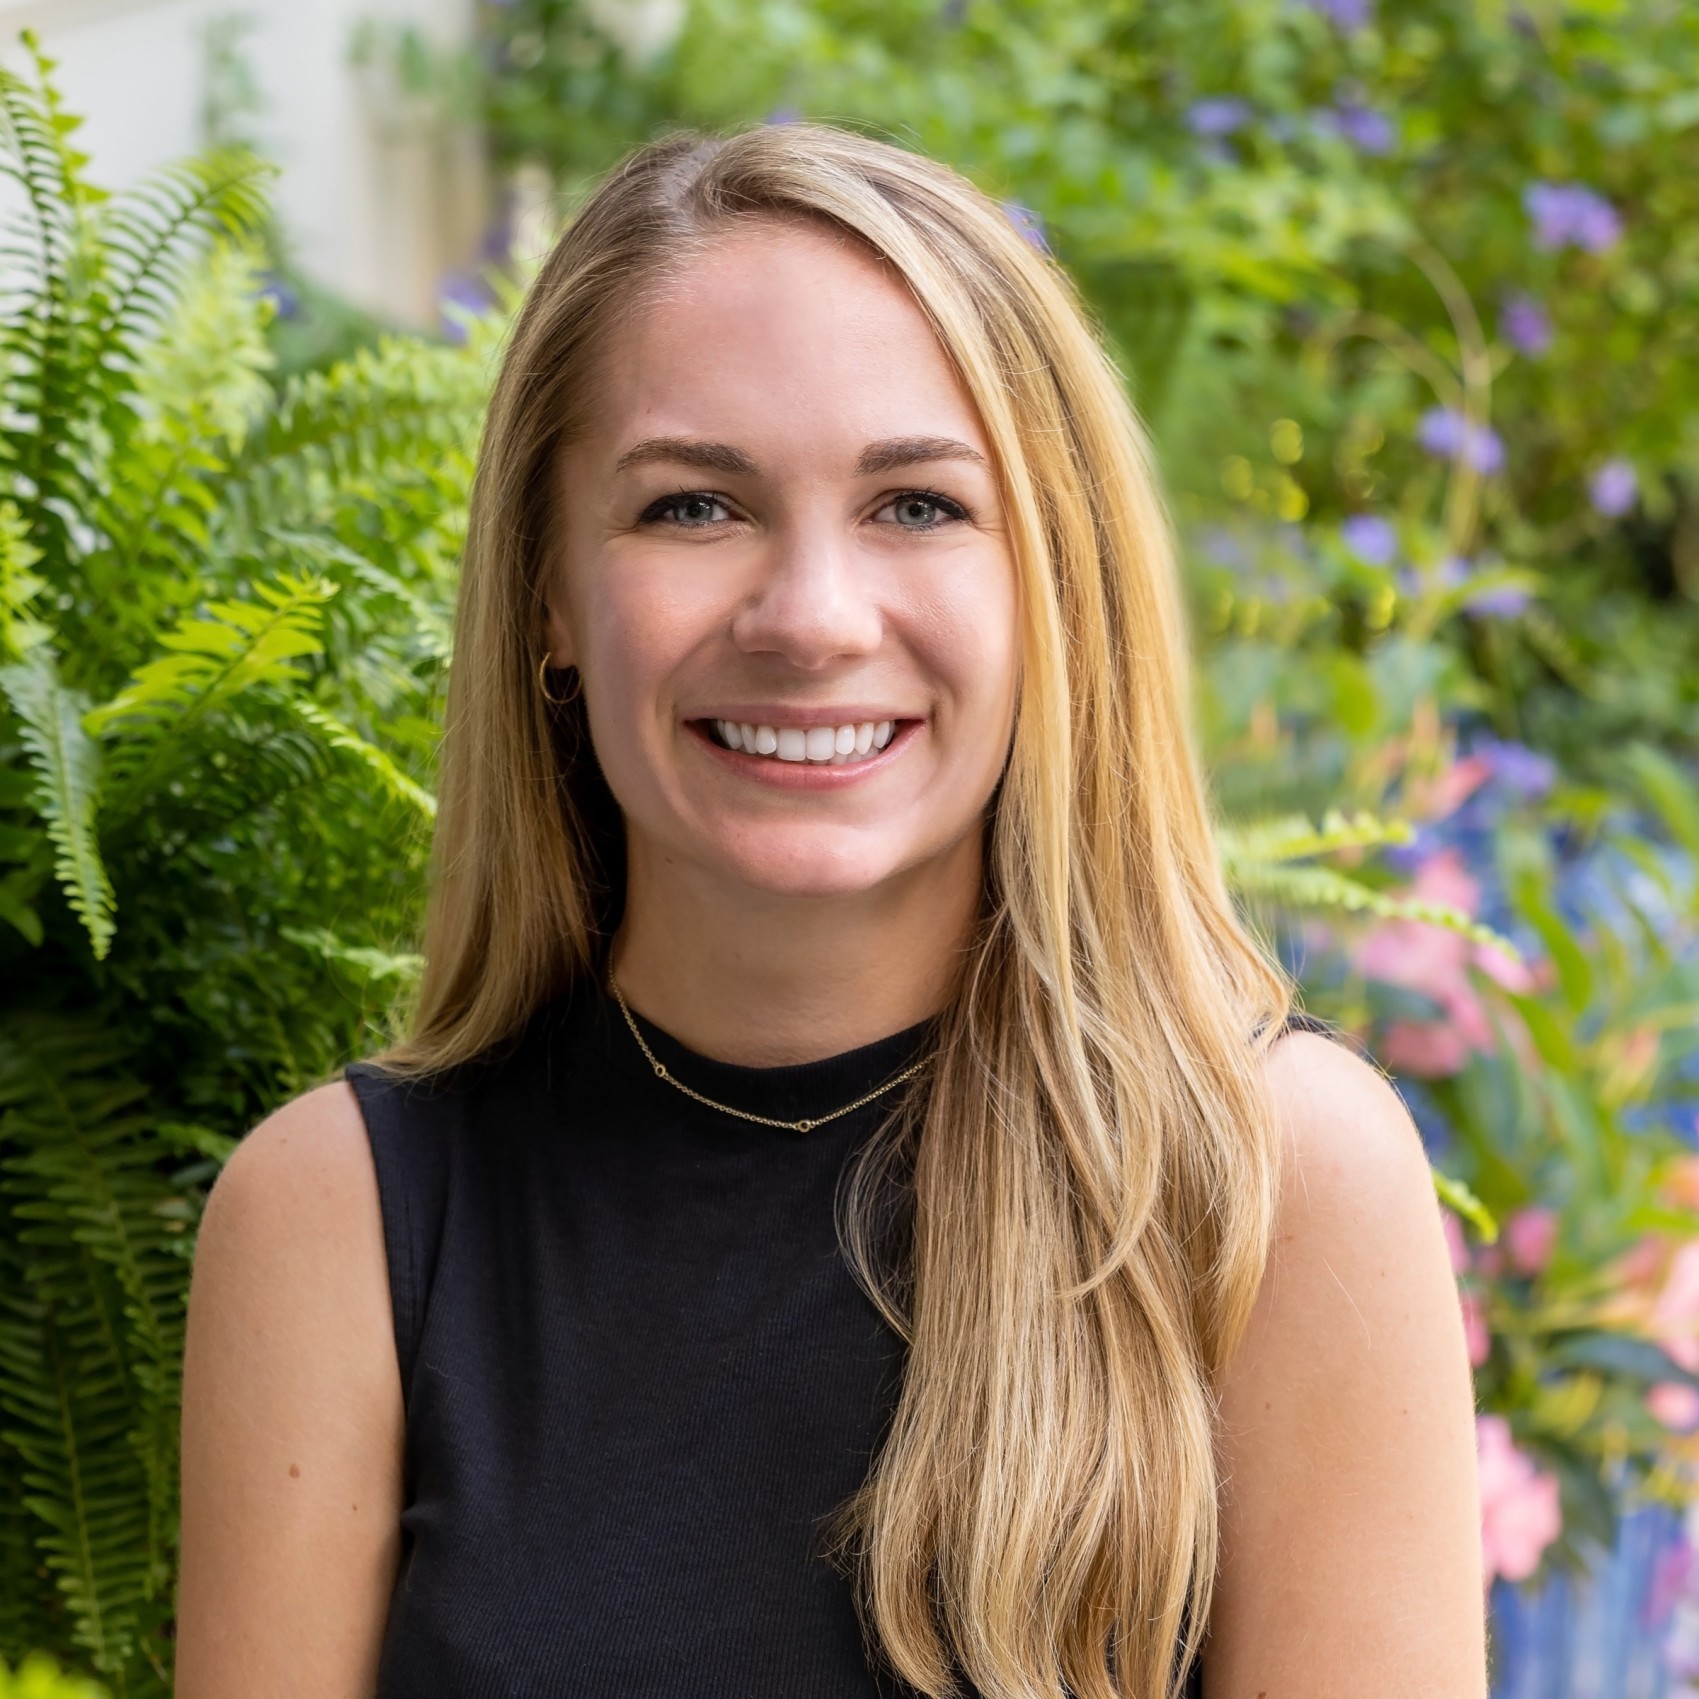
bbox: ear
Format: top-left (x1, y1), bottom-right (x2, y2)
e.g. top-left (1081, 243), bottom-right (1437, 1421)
top-left (540, 592), bottom-right (579, 672)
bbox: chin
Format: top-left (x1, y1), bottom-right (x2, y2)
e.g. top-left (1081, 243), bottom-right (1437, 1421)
top-left (714, 830), bottom-right (914, 901)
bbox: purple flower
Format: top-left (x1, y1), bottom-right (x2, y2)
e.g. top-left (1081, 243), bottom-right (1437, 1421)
top-left (1500, 291), bottom-right (1552, 356)
top-left (1293, 0), bottom-right (1372, 27)
top-left (1187, 98), bottom-right (1251, 138)
top-left (1465, 584), bottom-right (1532, 617)
top-left (1397, 554), bottom-right (1470, 599)
top-left (437, 270), bottom-right (495, 343)
top-left (1341, 514), bottom-right (1397, 564)
top-left (1474, 737), bottom-right (1557, 800)
top-left (1328, 102), bottom-right (1395, 156)
top-left (1001, 200), bottom-right (1049, 255)
top-left (1588, 458), bottom-right (1638, 517)
top-left (765, 105), bottom-right (802, 126)
top-left (1417, 408), bottom-right (1505, 476)
top-left (255, 271), bottom-right (299, 321)
top-left (1524, 182), bottom-right (1623, 253)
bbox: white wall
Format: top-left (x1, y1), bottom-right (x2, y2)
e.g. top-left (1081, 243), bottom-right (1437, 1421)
top-left (0, 0), bottom-right (485, 326)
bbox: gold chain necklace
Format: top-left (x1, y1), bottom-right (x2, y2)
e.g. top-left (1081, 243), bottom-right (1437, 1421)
top-left (607, 974), bottom-right (934, 1133)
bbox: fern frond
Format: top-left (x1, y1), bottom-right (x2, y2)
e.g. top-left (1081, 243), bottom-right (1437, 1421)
top-left (279, 923), bottom-right (426, 990)
top-left (0, 1017), bottom-right (188, 1678)
top-left (0, 498), bottom-right (49, 663)
top-left (85, 572), bottom-right (335, 818)
top-left (1218, 808), bottom-right (1414, 867)
top-left (233, 337), bottom-right (487, 529)
top-left (0, 651), bottom-right (115, 959)
top-left (1229, 856), bottom-right (1518, 953)
top-left (289, 698), bottom-right (436, 819)
top-left (97, 150), bottom-right (271, 354)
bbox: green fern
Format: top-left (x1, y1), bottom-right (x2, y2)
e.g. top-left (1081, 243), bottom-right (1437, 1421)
top-left (0, 42), bottom-right (495, 1683)
top-left (1221, 809), bottom-right (1521, 956)
top-left (0, 1019), bottom-right (183, 1691)
top-left (289, 698), bottom-right (436, 820)
top-left (0, 653), bottom-right (114, 960)
top-left (85, 572), bottom-right (335, 821)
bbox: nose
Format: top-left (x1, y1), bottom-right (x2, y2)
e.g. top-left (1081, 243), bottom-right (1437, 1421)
top-left (728, 518), bottom-right (883, 670)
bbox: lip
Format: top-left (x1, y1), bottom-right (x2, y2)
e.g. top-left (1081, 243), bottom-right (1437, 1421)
top-left (685, 716), bottom-right (920, 788)
top-left (688, 706), bottom-right (914, 729)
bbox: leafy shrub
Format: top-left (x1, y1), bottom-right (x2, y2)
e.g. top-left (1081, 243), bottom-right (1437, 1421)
top-left (0, 38), bottom-right (491, 1690)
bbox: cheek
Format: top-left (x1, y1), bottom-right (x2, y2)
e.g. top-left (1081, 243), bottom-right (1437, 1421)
top-left (920, 554), bottom-right (1021, 742)
top-left (582, 555), bottom-right (720, 709)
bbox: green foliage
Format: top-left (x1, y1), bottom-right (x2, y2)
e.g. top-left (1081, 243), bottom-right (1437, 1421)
top-left (0, 1652), bottom-right (107, 1698)
top-left (0, 42), bottom-right (489, 1687)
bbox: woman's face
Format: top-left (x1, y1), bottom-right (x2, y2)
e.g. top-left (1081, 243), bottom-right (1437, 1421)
top-left (548, 220), bottom-right (1019, 903)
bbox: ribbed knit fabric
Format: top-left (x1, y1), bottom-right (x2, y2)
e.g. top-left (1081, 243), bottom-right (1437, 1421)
top-left (344, 983), bottom-right (1322, 1696)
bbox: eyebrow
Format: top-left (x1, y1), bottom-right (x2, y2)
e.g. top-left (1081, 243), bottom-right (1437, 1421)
top-left (613, 437), bottom-right (759, 475)
top-left (610, 434), bottom-right (988, 479)
top-left (854, 436), bottom-right (988, 476)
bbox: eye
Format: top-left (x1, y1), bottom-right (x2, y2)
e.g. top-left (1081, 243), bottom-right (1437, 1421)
top-left (640, 491), bottom-right (734, 527)
top-left (873, 490), bottom-right (971, 531)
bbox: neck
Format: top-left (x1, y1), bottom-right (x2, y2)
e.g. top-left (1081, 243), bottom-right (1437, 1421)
top-left (610, 834), bottom-right (981, 1067)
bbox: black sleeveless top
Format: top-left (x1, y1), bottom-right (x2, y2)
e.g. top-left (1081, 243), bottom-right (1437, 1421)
top-left (345, 984), bottom-right (1323, 1697)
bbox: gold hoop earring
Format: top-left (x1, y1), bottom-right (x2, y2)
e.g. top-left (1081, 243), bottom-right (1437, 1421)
top-left (538, 654), bottom-right (581, 706)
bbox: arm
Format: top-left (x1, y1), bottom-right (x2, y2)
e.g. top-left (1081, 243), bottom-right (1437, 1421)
top-left (175, 1080), bottom-right (404, 1699)
top-left (1204, 1033), bottom-right (1487, 1699)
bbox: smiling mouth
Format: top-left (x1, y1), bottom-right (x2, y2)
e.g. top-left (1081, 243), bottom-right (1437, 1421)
top-left (700, 718), bottom-right (898, 765)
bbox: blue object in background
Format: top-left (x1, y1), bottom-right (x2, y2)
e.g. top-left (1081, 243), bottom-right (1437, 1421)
top-left (1491, 1504), bottom-right (1690, 1698)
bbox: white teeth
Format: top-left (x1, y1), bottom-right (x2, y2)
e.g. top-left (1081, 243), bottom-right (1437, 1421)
top-left (710, 718), bottom-right (902, 763)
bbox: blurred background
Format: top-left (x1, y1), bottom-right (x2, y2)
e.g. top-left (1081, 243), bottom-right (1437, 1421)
top-left (0, 2), bottom-right (1697, 1695)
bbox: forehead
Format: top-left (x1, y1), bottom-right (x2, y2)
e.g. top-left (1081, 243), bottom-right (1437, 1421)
top-left (590, 221), bottom-right (988, 458)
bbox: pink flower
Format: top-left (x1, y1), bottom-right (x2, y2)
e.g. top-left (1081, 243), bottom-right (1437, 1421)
top-left (1649, 1384), bottom-right (1699, 1433)
top-left (1474, 940), bottom-right (1539, 994)
top-left (1442, 1210), bottom-right (1471, 1274)
top-left (1503, 1207), bottom-right (1558, 1277)
top-left (1356, 849), bottom-right (1535, 1077)
top-left (1477, 1415), bottom-right (1563, 1584)
top-left (1460, 1290), bottom-right (1491, 1367)
top-left (1652, 1244), bottom-right (1699, 1338)
top-left (1384, 1018), bottom-right (1471, 1077)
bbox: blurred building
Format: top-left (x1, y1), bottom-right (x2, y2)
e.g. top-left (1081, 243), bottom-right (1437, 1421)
top-left (0, 0), bottom-right (486, 328)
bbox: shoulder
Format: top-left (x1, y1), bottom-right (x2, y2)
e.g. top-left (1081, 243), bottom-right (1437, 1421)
top-left (177, 1080), bottom-right (404, 1694)
top-left (1260, 1027), bottom-right (1434, 1228)
top-left (189, 1078), bottom-right (395, 1389)
top-left (1240, 1028), bottom-right (1452, 1395)
top-left (1204, 1030), bottom-right (1487, 1693)
top-left (199, 1077), bottom-right (382, 1269)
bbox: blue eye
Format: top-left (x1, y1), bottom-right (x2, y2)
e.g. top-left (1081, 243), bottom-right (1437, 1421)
top-left (876, 491), bottom-right (970, 530)
top-left (642, 492), bottom-right (732, 527)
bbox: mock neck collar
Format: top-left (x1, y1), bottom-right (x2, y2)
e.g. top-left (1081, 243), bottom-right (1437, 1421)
top-left (578, 975), bottom-right (938, 1134)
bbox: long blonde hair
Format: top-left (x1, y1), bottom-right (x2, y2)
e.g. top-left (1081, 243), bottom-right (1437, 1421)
top-left (374, 124), bottom-right (1293, 1699)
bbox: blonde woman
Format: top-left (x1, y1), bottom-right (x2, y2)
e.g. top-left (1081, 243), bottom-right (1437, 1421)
top-left (176, 126), bottom-right (1486, 1699)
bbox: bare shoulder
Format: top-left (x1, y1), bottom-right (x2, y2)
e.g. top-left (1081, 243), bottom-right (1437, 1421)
top-left (176, 1078), bottom-right (402, 1699)
top-left (1260, 1029), bottom-right (1436, 1241)
top-left (198, 1076), bottom-right (380, 1265)
top-left (1202, 1031), bottom-right (1487, 1698)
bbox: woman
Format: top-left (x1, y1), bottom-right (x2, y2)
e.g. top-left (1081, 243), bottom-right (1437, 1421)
top-left (176, 125), bottom-right (1486, 1698)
